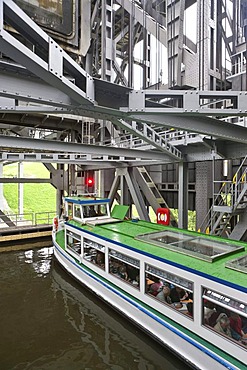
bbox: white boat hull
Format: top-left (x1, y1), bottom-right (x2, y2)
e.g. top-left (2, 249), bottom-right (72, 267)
top-left (54, 241), bottom-right (241, 370)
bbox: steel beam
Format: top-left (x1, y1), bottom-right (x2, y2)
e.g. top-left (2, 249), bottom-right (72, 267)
top-left (0, 0), bottom-right (94, 106)
top-left (0, 70), bottom-right (75, 108)
top-left (116, 0), bottom-right (167, 46)
top-left (0, 178), bottom-right (51, 183)
top-left (0, 135), bottom-right (172, 161)
top-left (128, 114), bottom-right (247, 144)
top-left (0, 152), bottom-right (165, 167)
top-left (124, 90), bottom-right (247, 116)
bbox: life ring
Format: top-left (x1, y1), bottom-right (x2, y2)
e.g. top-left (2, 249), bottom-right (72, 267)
top-left (53, 216), bottom-right (58, 232)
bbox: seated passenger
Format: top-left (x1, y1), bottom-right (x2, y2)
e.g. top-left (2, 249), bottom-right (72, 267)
top-left (214, 313), bottom-right (232, 337)
top-left (118, 265), bottom-right (128, 280)
top-left (242, 317), bottom-right (247, 334)
top-left (207, 304), bottom-right (228, 327)
top-left (229, 312), bottom-right (247, 341)
top-left (89, 206), bottom-right (97, 217)
top-left (95, 251), bottom-right (105, 267)
top-left (149, 277), bottom-right (163, 296)
top-left (186, 302), bottom-right (193, 317)
top-left (204, 301), bottom-right (216, 324)
top-left (170, 286), bottom-right (188, 303)
top-left (156, 286), bottom-right (172, 304)
top-left (126, 265), bottom-right (139, 282)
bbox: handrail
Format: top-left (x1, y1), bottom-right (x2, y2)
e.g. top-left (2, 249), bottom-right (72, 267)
top-left (0, 211), bottom-right (56, 227)
top-left (199, 156), bottom-right (247, 235)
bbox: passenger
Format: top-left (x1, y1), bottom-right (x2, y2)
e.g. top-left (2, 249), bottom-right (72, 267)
top-left (132, 274), bottom-right (140, 287)
top-left (126, 265), bottom-right (139, 282)
top-left (118, 265), bottom-right (128, 280)
top-left (89, 206), bottom-right (97, 217)
top-left (229, 312), bottom-right (247, 341)
top-left (156, 286), bottom-right (172, 304)
top-left (110, 260), bottom-right (119, 274)
top-left (204, 301), bottom-right (216, 323)
top-left (170, 286), bottom-right (188, 303)
top-left (95, 251), bottom-right (105, 267)
top-left (214, 313), bottom-right (232, 337)
top-left (186, 302), bottom-right (193, 317)
top-left (242, 317), bottom-right (247, 334)
top-left (149, 277), bottom-right (163, 296)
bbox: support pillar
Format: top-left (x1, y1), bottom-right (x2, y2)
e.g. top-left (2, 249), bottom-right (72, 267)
top-left (18, 162), bottom-right (23, 217)
top-left (195, 161), bottom-right (213, 231)
top-left (0, 163), bottom-right (4, 210)
top-left (178, 161), bottom-right (188, 229)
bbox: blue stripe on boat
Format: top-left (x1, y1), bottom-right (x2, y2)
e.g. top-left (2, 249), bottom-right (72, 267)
top-left (65, 224), bottom-right (247, 294)
top-left (54, 242), bottom-right (238, 370)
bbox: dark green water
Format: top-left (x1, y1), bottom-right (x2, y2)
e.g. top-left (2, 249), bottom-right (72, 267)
top-left (0, 247), bottom-right (192, 370)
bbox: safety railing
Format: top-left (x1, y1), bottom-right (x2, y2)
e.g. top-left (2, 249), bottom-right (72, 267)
top-left (0, 211), bottom-right (56, 228)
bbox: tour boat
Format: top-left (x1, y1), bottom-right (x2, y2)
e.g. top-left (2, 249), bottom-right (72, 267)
top-left (53, 196), bottom-right (247, 370)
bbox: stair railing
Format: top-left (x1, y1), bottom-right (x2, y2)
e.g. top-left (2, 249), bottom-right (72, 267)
top-left (199, 156), bottom-right (247, 235)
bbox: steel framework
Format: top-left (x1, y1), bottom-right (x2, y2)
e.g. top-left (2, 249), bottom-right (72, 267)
top-left (1, 0), bottom-right (247, 237)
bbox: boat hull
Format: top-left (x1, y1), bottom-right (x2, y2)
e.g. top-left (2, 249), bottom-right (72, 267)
top-left (53, 240), bottom-right (241, 370)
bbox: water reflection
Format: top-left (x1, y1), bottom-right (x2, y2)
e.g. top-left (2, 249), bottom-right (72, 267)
top-left (0, 247), bottom-right (191, 370)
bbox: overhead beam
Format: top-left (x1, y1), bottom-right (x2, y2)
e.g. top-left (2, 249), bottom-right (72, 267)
top-left (0, 152), bottom-right (166, 167)
top-left (0, 135), bottom-right (173, 161)
top-left (128, 114), bottom-right (247, 144)
top-left (0, 178), bottom-right (51, 183)
top-left (0, 0), bottom-right (94, 106)
top-left (0, 70), bottom-right (75, 108)
top-left (123, 90), bottom-right (247, 117)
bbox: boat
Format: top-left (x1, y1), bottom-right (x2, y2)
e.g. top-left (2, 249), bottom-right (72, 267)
top-left (52, 262), bottom-right (187, 369)
top-left (53, 196), bottom-right (247, 370)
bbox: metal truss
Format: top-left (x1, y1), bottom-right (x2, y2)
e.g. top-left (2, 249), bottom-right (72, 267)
top-left (0, 152), bottom-right (165, 168)
top-left (0, 135), bottom-right (171, 162)
top-left (0, 0), bottom-right (94, 106)
top-left (1, 0), bottom-right (247, 162)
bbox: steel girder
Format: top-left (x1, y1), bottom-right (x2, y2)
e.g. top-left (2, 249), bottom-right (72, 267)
top-left (0, 0), bottom-right (94, 106)
top-left (1, 0), bottom-right (247, 162)
top-left (0, 151), bottom-right (166, 168)
top-left (0, 134), bottom-right (171, 161)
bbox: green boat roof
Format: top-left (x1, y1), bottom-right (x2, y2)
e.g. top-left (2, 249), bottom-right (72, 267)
top-left (66, 218), bottom-right (247, 290)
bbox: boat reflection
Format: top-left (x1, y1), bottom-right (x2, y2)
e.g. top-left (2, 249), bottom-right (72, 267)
top-left (51, 259), bottom-right (190, 370)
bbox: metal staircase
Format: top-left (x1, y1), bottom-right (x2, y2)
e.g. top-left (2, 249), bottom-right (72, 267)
top-left (112, 119), bottom-right (183, 160)
top-left (134, 166), bottom-right (178, 226)
top-left (200, 157), bottom-right (247, 239)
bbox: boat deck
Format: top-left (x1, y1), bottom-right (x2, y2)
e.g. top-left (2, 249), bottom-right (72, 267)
top-left (64, 219), bottom-right (247, 290)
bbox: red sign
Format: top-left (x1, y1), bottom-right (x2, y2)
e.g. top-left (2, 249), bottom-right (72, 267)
top-left (156, 208), bottom-right (170, 225)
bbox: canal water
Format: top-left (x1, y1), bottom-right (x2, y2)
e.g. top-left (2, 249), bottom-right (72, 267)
top-left (0, 247), bottom-right (192, 370)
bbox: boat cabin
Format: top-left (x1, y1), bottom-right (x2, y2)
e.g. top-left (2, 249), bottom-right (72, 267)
top-left (64, 196), bottom-right (129, 226)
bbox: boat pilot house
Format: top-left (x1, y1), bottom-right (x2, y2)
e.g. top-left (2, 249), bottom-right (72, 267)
top-left (53, 196), bottom-right (247, 370)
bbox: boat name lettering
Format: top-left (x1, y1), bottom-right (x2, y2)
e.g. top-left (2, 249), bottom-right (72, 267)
top-left (67, 230), bottom-right (81, 241)
top-left (146, 264), bottom-right (193, 291)
top-left (109, 250), bottom-right (140, 267)
top-left (84, 238), bottom-right (105, 252)
top-left (204, 288), bottom-right (247, 315)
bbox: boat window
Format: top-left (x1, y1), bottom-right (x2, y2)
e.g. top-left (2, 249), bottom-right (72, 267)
top-left (225, 254), bottom-right (247, 274)
top-left (145, 264), bottom-right (193, 318)
top-left (66, 230), bottom-right (81, 256)
top-left (83, 238), bottom-right (105, 269)
top-left (202, 288), bottom-right (247, 348)
top-left (136, 230), bottom-right (244, 262)
top-left (82, 204), bottom-right (107, 218)
top-left (74, 204), bottom-right (82, 219)
top-left (68, 203), bottom-right (73, 218)
top-left (109, 249), bottom-right (140, 289)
